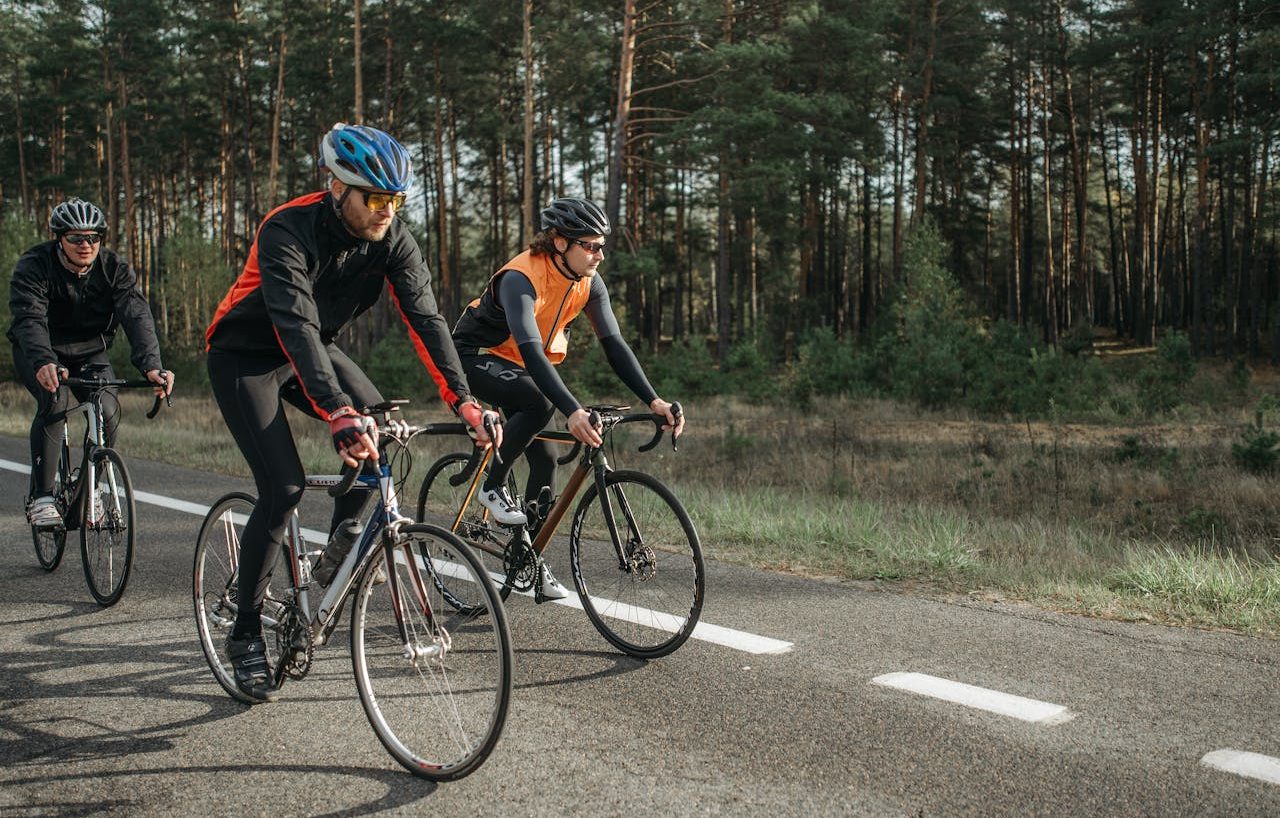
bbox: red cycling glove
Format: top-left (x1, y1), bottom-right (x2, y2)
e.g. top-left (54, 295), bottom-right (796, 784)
top-left (329, 408), bottom-right (368, 453)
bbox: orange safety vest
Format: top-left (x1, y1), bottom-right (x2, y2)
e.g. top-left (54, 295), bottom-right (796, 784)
top-left (476, 250), bottom-right (592, 367)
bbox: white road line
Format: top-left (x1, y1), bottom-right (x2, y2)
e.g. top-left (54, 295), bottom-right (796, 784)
top-left (871, 672), bottom-right (1074, 724)
top-left (1201, 749), bottom-right (1280, 786)
top-left (2, 457), bottom-right (793, 655)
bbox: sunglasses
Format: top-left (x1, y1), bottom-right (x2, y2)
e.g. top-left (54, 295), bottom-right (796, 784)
top-left (571, 239), bottom-right (606, 255)
top-left (359, 188), bottom-right (407, 213)
top-left (63, 233), bottom-right (103, 246)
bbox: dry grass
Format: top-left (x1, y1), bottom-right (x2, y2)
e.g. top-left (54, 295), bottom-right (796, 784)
top-left (2, 382), bottom-right (1277, 635)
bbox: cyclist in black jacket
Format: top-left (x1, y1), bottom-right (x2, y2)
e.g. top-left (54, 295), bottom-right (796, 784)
top-left (8, 198), bottom-right (173, 528)
top-left (205, 123), bottom-right (497, 702)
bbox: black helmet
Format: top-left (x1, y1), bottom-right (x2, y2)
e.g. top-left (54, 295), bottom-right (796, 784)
top-left (539, 197), bottom-right (610, 238)
top-left (50, 198), bottom-right (107, 235)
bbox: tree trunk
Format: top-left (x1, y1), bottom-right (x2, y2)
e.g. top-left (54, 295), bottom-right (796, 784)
top-left (605, 0), bottom-right (637, 253)
top-left (353, 0), bottom-right (363, 123)
top-left (269, 30), bottom-right (287, 205)
top-left (521, 0), bottom-right (535, 243)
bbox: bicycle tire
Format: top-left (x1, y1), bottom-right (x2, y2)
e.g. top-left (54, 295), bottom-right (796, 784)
top-left (193, 492), bottom-right (290, 704)
top-left (30, 459), bottom-right (69, 572)
top-left (417, 452), bottom-right (515, 610)
top-left (570, 469), bottom-right (705, 659)
top-left (80, 448), bottom-right (136, 606)
top-left (351, 523), bottom-right (512, 781)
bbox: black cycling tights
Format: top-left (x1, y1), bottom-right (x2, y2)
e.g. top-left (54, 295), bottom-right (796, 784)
top-left (12, 345), bottom-right (120, 496)
top-left (208, 349), bottom-right (382, 640)
top-left (460, 352), bottom-right (558, 503)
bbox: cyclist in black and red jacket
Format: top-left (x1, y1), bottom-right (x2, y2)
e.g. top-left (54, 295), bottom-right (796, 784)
top-left (8, 198), bottom-right (173, 529)
top-left (205, 123), bottom-right (497, 703)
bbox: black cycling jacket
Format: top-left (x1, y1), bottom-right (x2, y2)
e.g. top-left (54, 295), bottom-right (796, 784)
top-left (205, 191), bottom-right (471, 419)
top-left (7, 240), bottom-right (163, 374)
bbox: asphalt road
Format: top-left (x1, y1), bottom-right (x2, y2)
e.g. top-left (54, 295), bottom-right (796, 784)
top-left (0, 433), bottom-right (1276, 817)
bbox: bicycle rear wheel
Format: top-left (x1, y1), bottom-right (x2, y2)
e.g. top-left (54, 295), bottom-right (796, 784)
top-left (351, 523), bottom-right (512, 781)
top-left (30, 470), bottom-right (68, 573)
top-left (193, 492), bottom-right (290, 704)
top-left (570, 469), bottom-right (705, 659)
top-left (80, 448), bottom-right (135, 606)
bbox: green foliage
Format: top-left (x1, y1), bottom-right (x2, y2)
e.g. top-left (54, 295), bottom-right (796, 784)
top-left (0, 211), bottom-right (43, 379)
top-left (361, 332), bottom-right (426, 406)
top-left (871, 221), bottom-right (983, 408)
top-left (1232, 418), bottom-right (1280, 474)
top-left (1134, 331), bottom-right (1197, 415)
top-left (640, 338), bottom-right (726, 401)
top-left (721, 332), bottom-right (777, 402)
top-left (789, 326), bottom-right (867, 405)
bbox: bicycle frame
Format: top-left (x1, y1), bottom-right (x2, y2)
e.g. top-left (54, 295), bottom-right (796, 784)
top-left (276, 464), bottom-right (404, 648)
top-left (44, 387), bottom-right (123, 528)
top-left (441, 411), bottom-right (668, 562)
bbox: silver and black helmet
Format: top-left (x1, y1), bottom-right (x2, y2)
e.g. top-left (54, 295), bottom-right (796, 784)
top-left (539, 197), bottom-right (610, 238)
top-left (49, 198), bottom-right (107, 235)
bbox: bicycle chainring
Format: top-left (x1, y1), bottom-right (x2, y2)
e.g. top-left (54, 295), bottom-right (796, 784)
top-left (503, 541), bottom-right (538, 593)
top-left (274, 602), bottom-right (313, 680)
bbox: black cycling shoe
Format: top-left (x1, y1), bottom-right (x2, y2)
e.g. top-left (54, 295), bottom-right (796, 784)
top-left (225, 633), bottom-right (279, 703)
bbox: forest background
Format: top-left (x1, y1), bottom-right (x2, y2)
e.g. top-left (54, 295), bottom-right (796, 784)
top-left (1, 0), bottom-right (1279, 633)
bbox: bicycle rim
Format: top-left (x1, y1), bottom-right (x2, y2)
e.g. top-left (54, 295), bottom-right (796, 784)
top-left (30, 456), bottom-right (69, 571)
top-left (351, 523), bottom-right (512, 781)
top-left (193, 492), bottom-right (287, 704)
top-left (418, 452), bottom-right (513, 607)
top-left (80, 449), bottom-right (135, 606)
top-left (570, 470), bottom-right (705, 659)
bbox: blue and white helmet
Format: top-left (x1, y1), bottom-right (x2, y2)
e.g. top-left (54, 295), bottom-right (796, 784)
top-left (319, 123), bottom-right (413, 192)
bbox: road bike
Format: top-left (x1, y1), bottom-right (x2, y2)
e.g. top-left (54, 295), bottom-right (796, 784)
top-left (415, 405), bottom-right (704, 659)
top-left (192, 402), bottom-right (513, 781)
top-left (26, 375), bottom-right (168, 606)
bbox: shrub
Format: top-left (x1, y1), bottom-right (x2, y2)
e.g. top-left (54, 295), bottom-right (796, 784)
top-left (872, 221), bottom-right (984, 409)
top-left (1232, 423), bottom-right (1280, 474)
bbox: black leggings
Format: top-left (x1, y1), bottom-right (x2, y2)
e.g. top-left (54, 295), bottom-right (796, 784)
top-left (12, 344), bottom-right (119, 496)
top-left (459, 351), bottom-right (558, 503)
top-left (208, 348), bottom-right (382, 638)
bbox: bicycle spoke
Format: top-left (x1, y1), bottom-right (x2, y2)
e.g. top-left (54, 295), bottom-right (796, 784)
top-left (570, 470), bottom-right (705, 658)
top-left (352, 524), bottom-right (511, 781)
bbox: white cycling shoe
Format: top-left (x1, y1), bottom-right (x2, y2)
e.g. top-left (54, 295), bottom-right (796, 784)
top-left (478, 486), bottom-right (527, 526)
top-left (537, 563), bottom-right (570, 601)
top-left (27, 496), bottom-right (62, 528)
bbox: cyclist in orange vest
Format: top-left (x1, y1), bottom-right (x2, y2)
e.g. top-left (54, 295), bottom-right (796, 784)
top-left (452, 197), bottom-right (684, 599)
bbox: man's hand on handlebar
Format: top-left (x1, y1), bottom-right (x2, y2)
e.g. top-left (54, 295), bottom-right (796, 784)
top-left (35, 363), bottom-right (68, 393)
top-left (458, 400), bottom-right (503, 450)
top-left (567, 407), bottom-right (604, 448)
top-left (649, 398), bottom-right (685, 441)
top-left (329, 408), bottom-right (379, 468)
top-left (146, 368), bottom-right (174, 399)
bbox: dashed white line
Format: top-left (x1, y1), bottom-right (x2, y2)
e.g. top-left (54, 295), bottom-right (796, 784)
top-left (1201, 749), bottom-right (1280, 785)
top-left (871, 671), bottom-right (1074, 723)
top-left (2, 457), bottom-right (793, 655)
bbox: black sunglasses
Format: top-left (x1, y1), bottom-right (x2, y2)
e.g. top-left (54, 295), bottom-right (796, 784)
top-left (63, 233), bottom-right (103, 246)
top-left (571, 238), bottom-right (605, 254)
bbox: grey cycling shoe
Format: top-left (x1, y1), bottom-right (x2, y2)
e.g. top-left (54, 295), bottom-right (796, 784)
top-left (225, 633), bottom-right (279, 703)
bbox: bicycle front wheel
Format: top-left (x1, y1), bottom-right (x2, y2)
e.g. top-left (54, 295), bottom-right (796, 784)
top-left (80, 448), bottom-right (136, 606)
top-left (351, 523), bottom-right (512, 781)
top-left (570, 470), bottom-right (705, 659)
